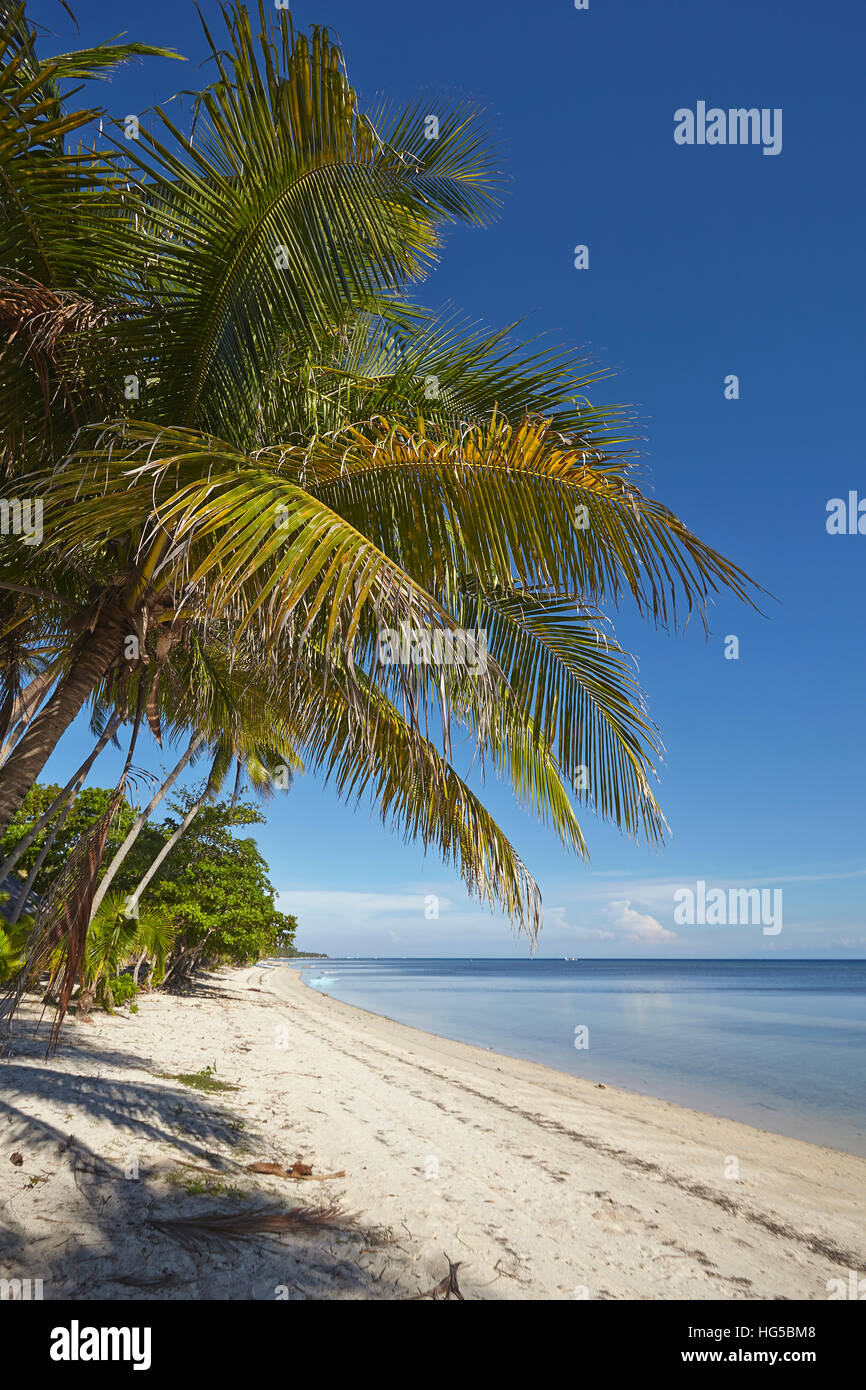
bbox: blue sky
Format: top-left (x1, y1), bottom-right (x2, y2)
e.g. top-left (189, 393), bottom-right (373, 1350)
top-left (30, 0), bottom-right (865, 957)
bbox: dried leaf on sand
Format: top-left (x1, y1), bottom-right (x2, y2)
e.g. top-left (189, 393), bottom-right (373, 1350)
top-left (246, 1160), bottom-right (345, 1181)
top-left (148, 1203), bottom-right (363, 1250)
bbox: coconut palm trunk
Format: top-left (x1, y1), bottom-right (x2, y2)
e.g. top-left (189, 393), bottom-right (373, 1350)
top-left (0, 662), bottom-right (61, 763)
top-left (0, 618), bottom-right (126, 838)
top-left (125, 794), bottom-right (206, 915)
top-left (7, 784), bottom-right (78, 924)
top-left (0, 710), bottom-right (123, 883)
top-left (88, 732), bottom-right (205, 921)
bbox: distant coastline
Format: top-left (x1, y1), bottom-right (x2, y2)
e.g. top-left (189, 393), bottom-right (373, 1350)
top-left (273, 948), bottom-right (329, 959)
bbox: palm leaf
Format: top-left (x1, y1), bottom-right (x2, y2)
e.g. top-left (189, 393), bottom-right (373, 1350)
top-left (109, 2), bottom-right (500, 441)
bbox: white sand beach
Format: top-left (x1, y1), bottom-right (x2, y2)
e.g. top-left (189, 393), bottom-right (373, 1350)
top-left (1, 963), bottom-right (864, 1300)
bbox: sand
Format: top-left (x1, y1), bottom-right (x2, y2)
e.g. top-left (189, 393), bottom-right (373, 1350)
top-left (0, 962), bottom-right (863, 1300)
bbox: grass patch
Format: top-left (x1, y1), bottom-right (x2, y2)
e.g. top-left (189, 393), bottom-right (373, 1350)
top-left (160, 1065), bottom-right (238, 1094)
top-left (182, 1177), bottom-right (240, 1197)
top-left (165, 1169), bottom-right (241, 1198)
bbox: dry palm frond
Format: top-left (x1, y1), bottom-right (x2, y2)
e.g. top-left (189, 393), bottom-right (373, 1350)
top-left (114, 1273), bottom-right (188, 1290)
top-left (0, 276), bottom-right (112, 463)
top-left (0, 787), bottom-right (125, 1054)
top-left (148, 1202), bottom-right (364, 1251)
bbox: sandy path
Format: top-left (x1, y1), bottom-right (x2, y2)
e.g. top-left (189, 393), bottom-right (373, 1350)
top-left (0, 963), bottom-right (863, 1300)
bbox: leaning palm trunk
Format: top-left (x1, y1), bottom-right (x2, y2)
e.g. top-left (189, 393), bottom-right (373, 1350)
top-left (0, 663), bottom-right (61, 764)
top-left (6, 782), bottom-right (79, 924)
top-left (125, 794), bottom-right (206, 914)
top-left (88, 732), bottom-right (205, 921)
top-left (0, 710), bottom-right (123, 884)
top-left (0, 617), bottom-right (127, 838)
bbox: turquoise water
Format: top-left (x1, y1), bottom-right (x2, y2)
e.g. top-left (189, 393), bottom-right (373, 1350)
top-left (280, 958), bottom-right (866, 1157)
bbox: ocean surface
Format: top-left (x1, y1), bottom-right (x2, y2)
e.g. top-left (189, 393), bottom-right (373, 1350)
top-left (278, 958), bottom-right (866, 1157)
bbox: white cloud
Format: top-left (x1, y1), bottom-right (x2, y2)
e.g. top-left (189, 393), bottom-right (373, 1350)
top-left (277, 889), bottom-right (452, 920)
top-left (274, 888), bottom-right (509, 952)
top-left (605, 898), bottom-right (677, 944)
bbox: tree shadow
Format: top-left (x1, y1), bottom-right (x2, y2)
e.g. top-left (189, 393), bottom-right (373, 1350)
top-left (0, 1065), bottom-right (429, 1300)
top-left (0, 981), bottom-right (513, 1300)
top-left (1, 1064), bottom-right (247, 1161)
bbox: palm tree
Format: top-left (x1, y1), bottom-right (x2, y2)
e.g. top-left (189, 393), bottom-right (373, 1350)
top-left (0, 909), bottom-right (29, 984)
top-left (0, 1), bottom-right (759, 949)
top-left (48, 891), bottom-right (175, 1015)
top-left (0, 709), bottom-right (123, 887)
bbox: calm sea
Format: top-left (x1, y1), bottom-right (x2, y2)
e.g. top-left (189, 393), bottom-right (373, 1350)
top-left (278, 958), bottom-right (866, 1157)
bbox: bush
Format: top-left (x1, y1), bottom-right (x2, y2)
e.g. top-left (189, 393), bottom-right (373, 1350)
top-left (106, 974), bottom-right (139, 1008)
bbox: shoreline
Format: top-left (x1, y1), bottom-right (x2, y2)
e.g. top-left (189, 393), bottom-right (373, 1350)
top-left (280, 960), bottom-right (866, 1160)
top-left (1, 963), bottom-right (864, 1300)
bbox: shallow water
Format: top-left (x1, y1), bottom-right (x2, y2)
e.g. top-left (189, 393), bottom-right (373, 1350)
top-left (279, 958), bottom-right (866, 1157)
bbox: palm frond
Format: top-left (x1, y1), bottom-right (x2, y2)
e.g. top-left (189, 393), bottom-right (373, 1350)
top-left (149, 1202), bottom-right (365, 1250)
top-left (108, 2), bottom-right (500, 441)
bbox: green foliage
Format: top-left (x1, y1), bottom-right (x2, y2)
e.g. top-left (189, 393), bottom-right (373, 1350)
top-left (0, 887), bottom-right (32, 982)
top-left (106, 973), bottom-right (139, 1008)
top-left (83, 893), bottom-right (174, 990)
top-left (180, 1177), bottom-right (239, 1197)
top-left (47, 890), bottom-right (176, 1013)
top-left (7, 783), bottom-right (297, 986)
top-left (0, 904), bottom-right (30, 983)
top-left (116, 795), bottom-right (297, 970)
top-left (1, 786), bottom-right (136, 898)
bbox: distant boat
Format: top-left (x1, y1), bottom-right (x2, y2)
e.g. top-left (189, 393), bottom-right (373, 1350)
top-left (563, 956), bottom-right (579, 961)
